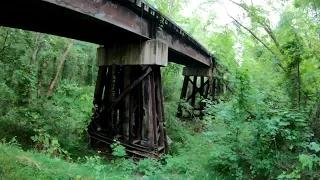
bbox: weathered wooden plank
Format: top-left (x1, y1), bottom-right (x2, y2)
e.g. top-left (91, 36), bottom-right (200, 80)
top-left (113, 66), bottom-right (121, 129)
top-left (200, 77), bottom-right (204, 97)
top-left (205, 79), bottom-right (210, 99)
top-left (199, 77), bottom-right (205, 110)
top-left (212, 77), bottom-right (216, 101)
top-left (106, 67), bottom-right (152, 113)
top-left (143, 67), bottom-right (154, 150)
top-left (150, 67), bottom-right (158, 150)
top-left (180, 76), bottom-right (189, 99)
top-left (93, 66), bottom-right (107, 110)
top-left (191, 76), bottom-right (197, 106)
top-left (117, 66), bottom-right (125, 135)
top-left (104, 66), bottom-right (114, 132)
top-left (177, 75), bottom-right (189, 117)
top-left (122, 66), bottom-right (131, 141)
top-left (154, 67), bottom-right (165, 148)
top-left (135, 67), bottom-right (143, 142)
top-left (157, 68), bottom-right (168, 153)
top-left (129, 66), bottom-right (138, 143)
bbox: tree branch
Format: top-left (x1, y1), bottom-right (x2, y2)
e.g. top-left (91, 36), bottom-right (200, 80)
top-left (46, 39), bottom-right (75, 96)
top-left (31, 33), bottom-right (41, 65)
top-left (228, 0), bottom-right (284, 54)
top-left (0, 30), bottom-right (9, 54)
top-left (218, 1), bottom-right (286, 72)
top-left (312, 0), bottom-right (319, 19)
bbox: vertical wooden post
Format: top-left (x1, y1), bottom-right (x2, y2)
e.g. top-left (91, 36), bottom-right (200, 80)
top-left (205, 79), bottom-right (210, 99)
top-left (180, 76), bottom-right (189, 99)
top-left (199, 77), bottom-right (205, 111)
top-left (129, 67), bottom-right (136, 143)
top-left (211, 77), bottom-right (215, 101)
top-left (135, 67), bottom-right (143, 142)
top-left (104, 66), bottom-right (114, 133)
top-left (122, 66), bottom-right (131, 141)
top-left (93, 66), bottom-right (107, 111)
top-left (177, 76), bottom-right (189, 117)
top-left (113, 66), bottom-right (121, 130)
top-left (191, 76), bottom-right (197, 107)
top-left (200, 77), bottom-right (205, 97)
top-left (154, 66), bottom-right (166, 153)
top-left (143, 69), bottom-right (154, 150)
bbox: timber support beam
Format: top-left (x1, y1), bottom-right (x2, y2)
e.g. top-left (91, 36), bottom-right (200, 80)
top-left (88, 40), bottom-right (168, 159)
top-left (178, 67), bottom-right (216, 118)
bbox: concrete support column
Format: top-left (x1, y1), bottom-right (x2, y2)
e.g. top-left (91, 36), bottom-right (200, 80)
top-left (88, 40), bottom-right (168, 159)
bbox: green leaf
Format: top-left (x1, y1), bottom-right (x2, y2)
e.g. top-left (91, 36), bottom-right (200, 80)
top-left (309, 142), bottom-right (320, 152)
top-left (299, 154), bottom-right (314, 170)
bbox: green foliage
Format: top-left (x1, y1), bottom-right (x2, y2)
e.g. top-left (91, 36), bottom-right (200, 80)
top-left (0, 142), bottom-right (97, 180)
top-left (1, 0), bottom-right (320, 179)
top-left (137, 159), bottom-right (162, 176)
top-left (202, 65), bottom-right (316, 179)
top-left (179, 99), bottom-right (195, 118)
top-left (110, 139), bottom-right (126, 157)
top-left (31, 129), bottom-right (71, 160)
top-left (161, 62), bottom-right (183, 101)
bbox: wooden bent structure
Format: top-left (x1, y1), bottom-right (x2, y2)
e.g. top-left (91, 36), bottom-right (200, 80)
top-left (88, 65), bottom-right (167, 158)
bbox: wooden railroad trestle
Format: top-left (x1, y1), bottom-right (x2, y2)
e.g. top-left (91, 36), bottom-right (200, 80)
top-left (177, 67), bottom-right (231, 118)
top-left (177, 75), bottom-right (215, 117)
top-left (88, 65), bottom-right (167, 159)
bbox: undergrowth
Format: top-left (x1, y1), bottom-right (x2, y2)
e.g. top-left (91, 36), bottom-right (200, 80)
top-left (1, 69), bottom-right (320, 180)
top-left (0, 92), bottom-right (214, 180)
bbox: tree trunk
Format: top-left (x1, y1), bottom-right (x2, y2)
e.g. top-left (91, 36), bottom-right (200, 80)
top-left (70, 61), bottom-right (78, 83)
top-left (0, 26), bottom-right (2, 31)
top-left (297, 60), bottom-right (301, 108)
top-left (226, 0), bottom-right (286, 72)
top-left (46, 39), bottom-right (75, 96)
top-left (31, 33), bottom-right (41, 65)
top-left (80, 54), bottom-right (89, 87)
top-left (91, 54), bottom-right (94, 86)
top-left (223, 9), bottom-right (286, 72)
top-left (312, 101), bottom-right (320, 139)
top-left (37, 60), bottom-right (48, 98)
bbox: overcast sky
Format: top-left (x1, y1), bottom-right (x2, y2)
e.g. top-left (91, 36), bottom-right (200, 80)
top-left (181, 0), bottom-right (285, 27)
top-left (180, 0), bottom-right (291, 65)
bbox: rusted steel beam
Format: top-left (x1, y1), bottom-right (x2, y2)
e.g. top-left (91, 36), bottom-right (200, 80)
top-left (42, 0), bottom-right (150, 39)
top-left (157, 30), bottom-right (212, 66)
top-left (41, 0), bottom-right (212, 66)
top-left (1, 0), bottom-right (213, 66)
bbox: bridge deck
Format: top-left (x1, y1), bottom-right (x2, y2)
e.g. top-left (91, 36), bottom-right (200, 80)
top-left (0, 0), bottom-right (213, 67)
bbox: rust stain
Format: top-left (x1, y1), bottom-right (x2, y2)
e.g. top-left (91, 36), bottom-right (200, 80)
top-left (42, 0), bottom-right (211, 66)
top-left (43, 0), bottom-right (150, 38)
top-left (157, 30), bottom-right (211, 66)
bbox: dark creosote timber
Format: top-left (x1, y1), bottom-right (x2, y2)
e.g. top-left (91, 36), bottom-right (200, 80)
top-left (177, 66), bottom-right (232, 118)
top-left (88, 65), bottom-right (167, 159)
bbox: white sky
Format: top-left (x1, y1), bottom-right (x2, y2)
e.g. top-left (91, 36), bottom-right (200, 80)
top-left (181, 0), bottom-right (290, 65)
top-left (181, 0), bottom-right (283, 27)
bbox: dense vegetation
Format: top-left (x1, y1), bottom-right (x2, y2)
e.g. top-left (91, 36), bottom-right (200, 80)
top-left (1, 0), bottom-right (320, 179)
